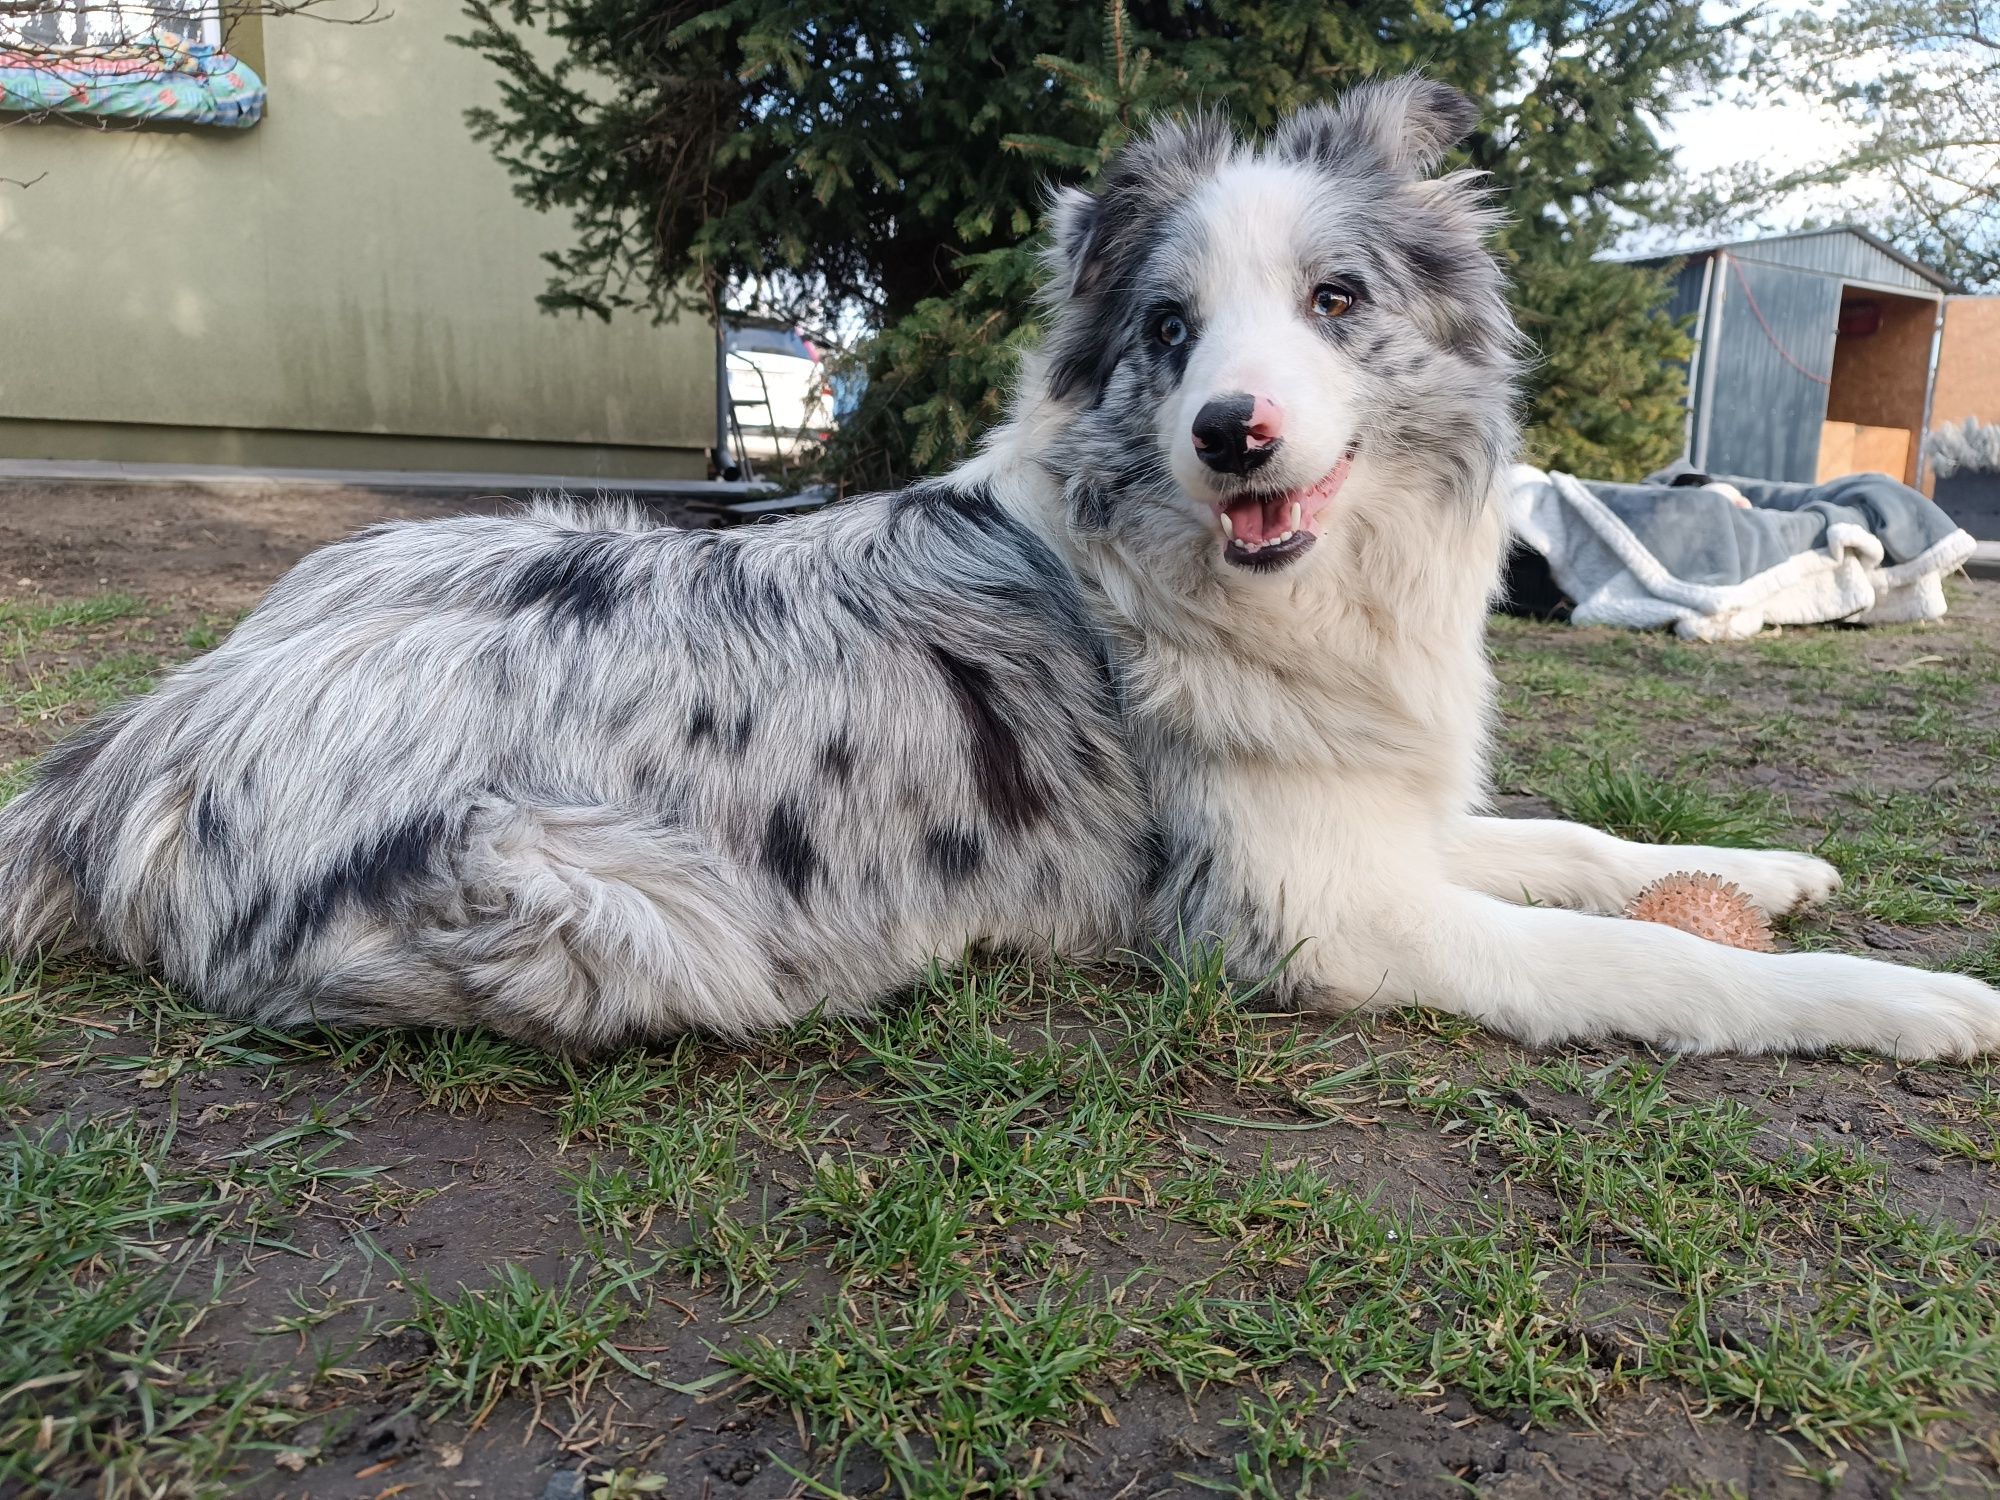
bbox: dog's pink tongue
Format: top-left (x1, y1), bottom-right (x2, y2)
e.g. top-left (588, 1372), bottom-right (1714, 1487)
top-left (1224, 493), bottom-right (1293, 545)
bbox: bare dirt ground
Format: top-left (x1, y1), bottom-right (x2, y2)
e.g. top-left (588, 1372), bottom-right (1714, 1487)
top-left (2, 481), bottom-right (1997, 1500)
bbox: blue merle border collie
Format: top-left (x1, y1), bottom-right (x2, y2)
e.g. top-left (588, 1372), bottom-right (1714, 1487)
top-left (4, 79), bottom-right (1996, 1058)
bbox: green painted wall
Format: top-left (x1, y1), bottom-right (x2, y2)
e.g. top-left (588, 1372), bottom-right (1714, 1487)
top-left (0, 7), bottom-right (714, 476)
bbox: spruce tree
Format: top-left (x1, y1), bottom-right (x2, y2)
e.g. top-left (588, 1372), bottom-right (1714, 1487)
top-left (458, 0), bottom-right (1730, 486)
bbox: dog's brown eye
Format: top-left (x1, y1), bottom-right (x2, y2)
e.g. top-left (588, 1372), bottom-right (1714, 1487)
top-left (1155, 312), bottom-right (1190, 347)
top-left (1311, 283), bottom-right (1357, 318)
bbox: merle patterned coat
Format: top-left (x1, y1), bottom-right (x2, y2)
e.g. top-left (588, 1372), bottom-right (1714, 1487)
top-left (5, 79), bottom-right (1997, 1057)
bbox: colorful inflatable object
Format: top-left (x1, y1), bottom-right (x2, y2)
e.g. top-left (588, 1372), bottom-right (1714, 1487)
top-left (0, 31), bottom-right (264, 127)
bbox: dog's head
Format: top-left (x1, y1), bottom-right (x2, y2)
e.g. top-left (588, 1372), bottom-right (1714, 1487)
top-left (1037, 78), bottom-right (1519, 578)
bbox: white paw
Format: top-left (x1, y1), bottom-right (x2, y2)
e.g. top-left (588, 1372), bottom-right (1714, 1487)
top-left (1699, 849), bottom-right (1842, 916)
top-left (1846, 970), bottom-right (2000, 1061)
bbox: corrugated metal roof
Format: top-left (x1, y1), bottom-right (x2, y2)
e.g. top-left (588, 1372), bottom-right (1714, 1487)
top-left (1620, 225), bottom-right (1956, 294)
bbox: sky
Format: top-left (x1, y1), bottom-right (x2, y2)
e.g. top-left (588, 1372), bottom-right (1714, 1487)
top-left (1615, 87), bottom-right (1879, 254)
top-left (1622, 0), bottom-right (1902, 253)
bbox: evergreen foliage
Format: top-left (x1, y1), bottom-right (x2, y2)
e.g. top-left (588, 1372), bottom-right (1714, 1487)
top-left (458, 0), bottom-right (1732, 485)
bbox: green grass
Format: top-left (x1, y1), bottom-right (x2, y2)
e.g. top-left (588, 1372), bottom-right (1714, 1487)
top-left (7, 651), bottom-right (159, 720)
top-left (0, 1115), bottom-right (297, 1495)
top-left (404, 1260), bottom-right (640, 1417)
top-left (1184, 1388), bottom-right (1349, 1498)
top-left (1816, 788), bottom-right (2000, 927)
top-left (0, 593), bottom-right (147, 637)
top-left (1544, 756), bottom-right (1784, 847)
top-left (1406, 1058), bottom-right (2000, 1447)
top-left (6, 594), bottom-right (2000, 1493)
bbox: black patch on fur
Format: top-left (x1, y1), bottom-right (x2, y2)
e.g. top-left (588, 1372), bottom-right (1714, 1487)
top-left (219, 887), bottom-right (275, 962)
top-left (1069, 728), bottom-right (1110, 782)
top-left (31, 716), bottom-right (115, 794)
top-left (893, 480), bottom-right (1006, 532)
top-left (696, 538), bottom-right (790, 628)
top-left (832, 586), bottom-right (884, 631)
top-left (1181, 849), bottom-right (1217, 915)
top-left (687, 699), bottom-right (717, 746)
top-left (923, 825), bottom-right (984, 887)
top-left (818, 731), bottom-right (856, 785)
top-left (275, 811), bottom-right (450, 962)
top-left (605, 694), bottom-right (645, 736)
top-left (701, 540), bottom-right (753, 619)
top-left (899, 485), bottom-right (1086, 625)
top-left (1069, 479), bottom-right (1115, 532)
top-left (1442, 316), bottom-right (1503, 365)
top-left (760, 798), bottom-right (821, 905)
top-left (507, 533), bottom-right (628, 629)
top-left (40, 819), bottom-right (94, 894)
top-left (1404, 237), bottom-right (1468, 295)
top-left (928, 646), bottom-right (1049, 832)
top-left (480, 640), bottom-right (520, 698)
top-left (192, 789), bottom-right (229, 850)
top-left (728, 706), bottom-right (756, 758)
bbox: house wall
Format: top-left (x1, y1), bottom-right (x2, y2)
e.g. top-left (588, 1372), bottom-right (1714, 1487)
top-left (1929, 297), bottom-right (2000, 439)
top-left (1928, 297), bottom-right (2000, 524)
top-left (0, 6), bottom-right (713, 478)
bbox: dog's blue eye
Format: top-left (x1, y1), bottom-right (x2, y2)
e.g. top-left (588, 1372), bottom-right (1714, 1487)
top-left (1311, 283), bottom-right (1357, 318)
top-left (1155, 312), bottom-right (1189, 347)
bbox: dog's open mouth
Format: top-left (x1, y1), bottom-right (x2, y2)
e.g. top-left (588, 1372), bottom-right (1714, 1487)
top-left (1215, 443), bottom-right (1359, 571)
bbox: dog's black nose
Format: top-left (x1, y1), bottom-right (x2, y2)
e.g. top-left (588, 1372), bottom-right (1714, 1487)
top-left (1191, 393), bottom-right (1283, 474)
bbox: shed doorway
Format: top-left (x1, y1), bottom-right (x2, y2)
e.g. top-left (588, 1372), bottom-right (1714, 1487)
top-left (1818, 289), bottom-right (1939, 486)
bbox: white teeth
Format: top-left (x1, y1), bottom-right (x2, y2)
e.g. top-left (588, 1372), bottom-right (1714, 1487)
top-left (1289, 501), bottom-right (1301, 532)
top-left (1228, 529), bottom-right (1297, 554)
top-left (1220, 511), bottom-right (1235, 539)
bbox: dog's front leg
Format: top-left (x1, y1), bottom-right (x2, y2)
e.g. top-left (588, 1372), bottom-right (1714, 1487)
top-left (1444, 815), bottom-right (1841, 917)
top-left (1310, 880), bottom-right (2000, 1058)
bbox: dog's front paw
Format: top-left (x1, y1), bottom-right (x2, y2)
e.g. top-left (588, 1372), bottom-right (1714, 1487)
top-left (1869, 971), bottom-right (2000, 1061)
top-left (1711, 849), bottom-right (1842, 916)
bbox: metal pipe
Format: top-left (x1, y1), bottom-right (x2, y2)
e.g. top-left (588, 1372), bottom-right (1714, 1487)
top-left (1693, 253), bottom-right (1727, 472)
top-left (714, 315), bottom-right (733, 477)
top-left (1683, 252), bottom-right (1715, 463)
top-left (1915, 296), bottom-right (1949, 494)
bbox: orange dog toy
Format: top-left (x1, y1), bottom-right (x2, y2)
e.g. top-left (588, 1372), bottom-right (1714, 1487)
top-left (1624, 872), bottom-right (1776, 952)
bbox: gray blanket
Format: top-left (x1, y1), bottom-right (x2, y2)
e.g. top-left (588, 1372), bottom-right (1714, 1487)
top-left (1504, 463), bottom-right (1976, 639)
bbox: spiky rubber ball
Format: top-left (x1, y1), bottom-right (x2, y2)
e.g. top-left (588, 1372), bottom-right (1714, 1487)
top-left (1624, 872), bottom-right (1776, 952)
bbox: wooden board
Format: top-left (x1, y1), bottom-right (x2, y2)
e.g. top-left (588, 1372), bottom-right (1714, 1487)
top-left (1817, 421), bottom-right (1912, 484)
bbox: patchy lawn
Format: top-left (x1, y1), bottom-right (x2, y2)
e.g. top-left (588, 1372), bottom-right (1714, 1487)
top-left (2, 485), bottom-right (1998, 1500)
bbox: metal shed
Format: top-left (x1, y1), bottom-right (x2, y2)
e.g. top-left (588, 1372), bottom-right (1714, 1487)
top-left (1633, 227), bottom-right (1956, 487)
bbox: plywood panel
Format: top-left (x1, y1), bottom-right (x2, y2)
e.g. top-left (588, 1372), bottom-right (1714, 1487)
top-left (1825, 293), bottom-right (1936, 484)
top-left (1818, 421), bottom-right (1913, 482)
top-left (1817, 421), bottom-right (1855, 482)
top-left (1818, 421), bottom-right (1912, 482)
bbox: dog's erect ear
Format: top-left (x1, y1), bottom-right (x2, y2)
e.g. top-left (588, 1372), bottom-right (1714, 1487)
top-left (1047, 113), bottom-right (1236, 303)
top-left (1273, 76), bottom-right (1477, 177)
top-left (1048, 186), bottom-right (1107, 300)
top-left (1043, 114), bottom-right (1235, 400)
